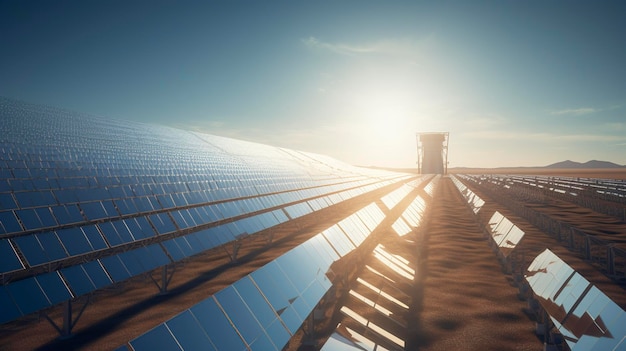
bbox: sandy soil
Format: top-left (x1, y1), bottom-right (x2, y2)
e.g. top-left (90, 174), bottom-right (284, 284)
top-left (462, 174), bottom-right (626, 310)
top-left (406, 178), bottom-right (541, 351)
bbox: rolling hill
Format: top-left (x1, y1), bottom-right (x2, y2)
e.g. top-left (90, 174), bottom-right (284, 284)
top-left (545, 160), bottom-right (625, 169)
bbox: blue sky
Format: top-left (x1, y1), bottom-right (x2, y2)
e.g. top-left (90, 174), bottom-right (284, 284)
top-left (1, 1), bottom-right (625, 168)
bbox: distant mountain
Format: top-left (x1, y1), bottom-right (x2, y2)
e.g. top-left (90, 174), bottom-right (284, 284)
top-left (545, 160), bottom-right (625, 169)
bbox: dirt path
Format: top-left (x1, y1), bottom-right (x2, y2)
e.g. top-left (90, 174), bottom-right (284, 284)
top-left (408, 177), bottom-right (541, 350)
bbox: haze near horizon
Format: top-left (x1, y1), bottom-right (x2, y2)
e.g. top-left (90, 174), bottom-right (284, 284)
top-left (1, 1), bottom-right (625, 168)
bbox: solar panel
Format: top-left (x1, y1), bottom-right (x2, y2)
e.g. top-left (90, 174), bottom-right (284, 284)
top-left (339, 306), bottom-right (405, 349)
top-left (525, 249), bottom-right (626, 350)
top-left (0, 286), bottom-right (22, 324)
top-left (320, 324), bottom-right (389, 351)
top-left (380, 184), bottom-right (414, 210)
top-left (422, 176), bottom-right (439, 197)
top-left (122, 202), bottom-right (386, 350)
top-left (0, 239), bottom-right (24, 273)
top-left (0, 97), bottom-right (414, 338)
top-left (450, 175), bottom-right (484, 214)
top-left (486, 211), bottom-right (525, 257)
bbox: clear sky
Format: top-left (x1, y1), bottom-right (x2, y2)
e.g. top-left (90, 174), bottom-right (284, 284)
top-left (1, 1), bottom-right (625, 168)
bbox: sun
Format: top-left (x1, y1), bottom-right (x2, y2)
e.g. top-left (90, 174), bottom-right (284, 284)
top-left (356, 90), bottom-right (413, 143)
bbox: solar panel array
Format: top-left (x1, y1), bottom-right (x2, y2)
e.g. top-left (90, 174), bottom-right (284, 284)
top-left (120, 202), bottom-right (386, 351)
top-left (391, 195), bottom-right (427, 237)
top-left (486, 211), bottom-right (525, 258)
top-left (457, 173), bottom-right (626, 278)
top-left (422, 176), bottom-right (438, 197)
top-left (325, 244), bottom-right (414, 350)
top-left (450, 175), bottom-right (484, 214)
top-left (380, 181), bottom-right (419, 210)
top-left (320, 324), bottom-right (389, 351)
top-left (503, 175), bottom-right (626, 201)
top-left (463, 174), bottom-right (626, 221)
top-left (451, 175), bottom-right (525, 256)
top-left (526, 249), bottom-right (626, 350)
top-left (321, 180), bottom-right (434, 350)
top-left (0, 97), bottom-right (412, 327)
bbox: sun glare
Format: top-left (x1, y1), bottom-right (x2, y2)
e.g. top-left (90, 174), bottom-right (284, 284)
top-left (357, 91), bottom-right (413, 141)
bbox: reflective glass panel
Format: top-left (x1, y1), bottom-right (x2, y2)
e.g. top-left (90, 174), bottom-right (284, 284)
top-left (146, 244), bottom-right (171, 267)
top-left (265, 318), bottom-right (291, 350)
top-left (81, 202), bottom-right (108, 221)
top-left (162, 239), bottom-right (186, 261)
top-left (99, 222), bottom-right (123, 247)
top-left (249, 263), bottom-right (291, 313)
top-left (0, 211), bottom-right (22, 234)
top-left (16, 209), bottom-right (42, 230)
top-left (129, 324), bottom-right (182, 351)
top-left (248, 331), bottom-right (277, 351)
top-left (0, 286), bottom-right (22, 324)
top-left (392, 218), bottom-right (412, 237)
top-left (35, 207), bottom-right (57, 227)
top-left (189, 298), bottom-right (247, 351)
top-left (0, 239), bottom-right (24, 273)
top-left (36, 271), bottom-right (73, 305)
top-left (118, 250), bottom-right (146, 276)
top-left (165, 310), bottom-right (216, 351)
top-left (301, 279), bottom-right (328, 308)
top-left (322, 226), bottom-right (354, 257)
top-left (6, 277), bottom-right (50, 315)
top-left (83, 260), bottom-right (113, 289)
top-left (100, 255), bottom-right (131, 282)
top-left (320, 325), bottom-right (378, 351)
top-left (306, 235), bottom-right (339, 267)
top-left (0, 193), bottom-right (17, 211)
top-left (14, 235), bottom-right (47, 266)
top-left (215, 285), bottom-right (264, 345)
top-left (277, 304), bottom-right (302, 334)
top-left (61, 264), bottom-right (96, 296)
top-left (112, 220), bottom-right (134, 243)
top-left (275, 247), bottom-right (316, 294)
top-left (83, 225), bottom-right (108, 250)
top-left (233, 277), bottom-right (277, 328)
top-left (36, 231), bottom-right (68, 261)
top-left (56, 227), bottom-right (92, 256)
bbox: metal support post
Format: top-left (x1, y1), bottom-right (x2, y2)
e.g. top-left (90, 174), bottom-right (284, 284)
top-left (62, 300), bottom-right (72, 338)
top-left (608, 245), bottom-right (615, 276)
top-left (42, 296), bottom-right (91, 340)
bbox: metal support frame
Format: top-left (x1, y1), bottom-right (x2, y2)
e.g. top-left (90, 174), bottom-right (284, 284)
top-left (607, 245), bottom-right (616, 276)
top-left (42, 296), bottom-right (91, 339)
top-left (224, 239), bottom-right (242, 263)
top-left (150, 264), bottom-right (176, 295)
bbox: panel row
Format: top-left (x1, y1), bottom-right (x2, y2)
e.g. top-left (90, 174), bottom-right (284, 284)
top-left (450, 175), bottom-right (484, 214)
top-left (0, 210), bottom-right (288, 325)
top-left (526, 249), bottom-right (626, 351)
top-left (120, 202), bottom-right (387, 351)
top-left (327, 244), bottom-right (416, 350)
top-left (391, 194), bottom-right (427, 237)
top-left (0, 175), bottom-right (412, 326)
top-left (0, 176), bottom-right (404, 275)
top-left (486, 211), bottom-right (525, 258)
top-left (0, 174), bottom-right (404, 236)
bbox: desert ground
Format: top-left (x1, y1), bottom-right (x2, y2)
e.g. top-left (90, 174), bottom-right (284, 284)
top-left (1, 168), bottom-right (625, 351)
